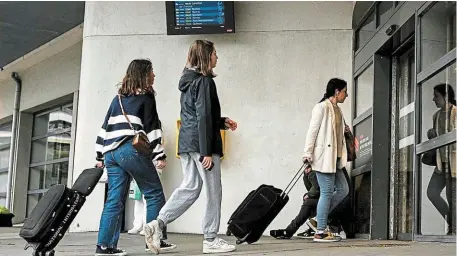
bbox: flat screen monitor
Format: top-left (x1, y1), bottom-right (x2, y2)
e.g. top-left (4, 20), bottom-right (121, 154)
top-left (166, 1), bottom-right (235, 35)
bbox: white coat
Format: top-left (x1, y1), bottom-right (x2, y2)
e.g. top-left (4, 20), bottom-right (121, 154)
top-left (303, 99), bottom-right (347, 173)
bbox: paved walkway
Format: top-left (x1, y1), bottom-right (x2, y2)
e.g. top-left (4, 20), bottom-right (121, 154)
top-left (1, 228), bottom-right (455, 256)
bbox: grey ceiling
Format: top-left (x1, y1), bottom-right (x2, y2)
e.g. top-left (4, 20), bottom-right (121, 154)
top-left (0, 1), bottom-right (85, 68)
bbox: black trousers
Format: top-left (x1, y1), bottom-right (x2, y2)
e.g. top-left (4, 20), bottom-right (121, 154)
top-left (285, 169), bottom-right (353, 236)
top-left (285, 198), bottom-right (318, 234)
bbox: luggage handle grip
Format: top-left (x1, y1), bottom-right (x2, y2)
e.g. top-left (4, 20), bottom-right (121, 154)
top-left (280, 161), bottom-right (310, 198)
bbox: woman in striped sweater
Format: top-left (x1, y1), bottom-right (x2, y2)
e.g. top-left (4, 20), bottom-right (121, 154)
top-left (94, 59), bottom-right (176, 256)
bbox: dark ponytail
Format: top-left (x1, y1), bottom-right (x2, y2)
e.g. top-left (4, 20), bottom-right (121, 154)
top-left (434, 83), bottom-right (456, 106)
top-left (319, 78), bottom-right (347, 103)
top-left (319, 93), bottom-right (328, 103)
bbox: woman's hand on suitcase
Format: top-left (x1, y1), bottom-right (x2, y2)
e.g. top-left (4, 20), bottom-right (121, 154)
top-left (95, 161), bottom-right (104, 168)
top-left (302, 156), bottom-right (312, 164)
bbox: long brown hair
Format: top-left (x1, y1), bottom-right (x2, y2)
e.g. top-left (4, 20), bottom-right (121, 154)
top-left (185, 40), bottom-right (216, 77)
top-left (118, 59), bottom-right (154, 96)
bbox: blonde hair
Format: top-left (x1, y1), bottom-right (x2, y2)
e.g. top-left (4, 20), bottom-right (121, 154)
top-left (185, 40), bottom-right (216, 77)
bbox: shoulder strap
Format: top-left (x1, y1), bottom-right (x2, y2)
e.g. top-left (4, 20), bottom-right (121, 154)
top-left (118, 94), bottom-right (136, 132)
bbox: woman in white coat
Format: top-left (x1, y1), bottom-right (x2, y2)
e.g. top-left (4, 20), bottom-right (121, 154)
top-left (302, 78), bottom-right (350, 242)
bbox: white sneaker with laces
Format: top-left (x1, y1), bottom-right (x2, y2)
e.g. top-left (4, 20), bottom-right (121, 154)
top-left (203, 238), bottom-right (236, 254)
top-left (144, 220), bottom-right (162, 255)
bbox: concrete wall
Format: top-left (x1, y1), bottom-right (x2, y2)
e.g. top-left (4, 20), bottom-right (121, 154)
top-left (72, 1), bottom-right (354, 234)
top-left (0, 80), bottom-right (16, 120)
top-left (19, 43), bottom-right (83, 112)
top-left (0, 42), bottom-right (82, 118)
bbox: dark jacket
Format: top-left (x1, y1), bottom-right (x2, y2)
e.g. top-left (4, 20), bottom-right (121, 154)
top-left (178, 68), bottom-right (227, 156)
top-left (303, 171), bottom-right (320, 199)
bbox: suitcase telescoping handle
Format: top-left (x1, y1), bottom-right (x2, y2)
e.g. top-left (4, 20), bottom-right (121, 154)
top-left (280, 161), bottom-right (311, 199)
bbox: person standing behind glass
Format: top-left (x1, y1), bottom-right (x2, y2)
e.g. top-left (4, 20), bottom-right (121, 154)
top-left (426, 83), bottom-right (456, 235)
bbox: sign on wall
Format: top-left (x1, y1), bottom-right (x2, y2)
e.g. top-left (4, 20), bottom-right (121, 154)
top-left (354, 116), bottom-right (373, 169)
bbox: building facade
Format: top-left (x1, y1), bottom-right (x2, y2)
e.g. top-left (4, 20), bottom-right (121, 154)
top-left (0, 1), bottom-right (454, 243)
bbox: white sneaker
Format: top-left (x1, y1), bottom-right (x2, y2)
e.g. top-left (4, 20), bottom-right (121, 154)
top-left (128, 226), bottom-right (142, 235)
top-left (139, 230), bottom-right (145, 236)
top-left (203, 238), bottom-right (236, 254)
top-left (144, 220), bottom-right (162, 255)
top-left (329, 225), bottom-right (345, 240)
top-left (339, 230), bottom-right (347, 240)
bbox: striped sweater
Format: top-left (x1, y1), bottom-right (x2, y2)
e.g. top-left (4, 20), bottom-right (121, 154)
top-left (95, 93), bottom-right (166, 162)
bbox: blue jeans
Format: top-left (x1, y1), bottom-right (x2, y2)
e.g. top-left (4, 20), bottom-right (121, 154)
top-left (97, 139), bottom-right (166, 248)
top-left (315, 166), bottom-right (349, 231)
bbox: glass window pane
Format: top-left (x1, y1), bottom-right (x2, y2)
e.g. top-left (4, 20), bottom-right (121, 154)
top-left (0, 197), bottom-right (5, 207)
top-left (0, 147), bottom-right (10, 170)
top-left (28, 162), bottom-right (69, 191)
top-left (378, 1), bottom-right (394, 27)
top-left (420, 143), bottom-right (456, 235)
top-left (356, 11), bottom-right (376, 51)
top-left (354, 116), bottom-right (373, 169)
top-left (27, 193), bottom-right (43, 217)
top-left (420, 1), bottom-right (456, 71)
top-left (354, 173), bottom-right (371, 234)
top-left (0, 122), bottom-right (12, 147)
top-left (399, 114), bottom-right (414, 140)
top-left (355, 65), bottom-right (374, 116)
top-left (33, 108), bottom-right (73, 137)
top-left (397, 50), bottom-right (415, 109)
top-left (0, 172), bottom-right (7, 193)
top-left (30, 132), bottom-right (71, 164)
top-left (420, 62), bottom-right (456, 143)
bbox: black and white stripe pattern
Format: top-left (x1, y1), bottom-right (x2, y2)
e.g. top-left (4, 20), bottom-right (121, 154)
top-left (95, 94), bottom-right (166, 162)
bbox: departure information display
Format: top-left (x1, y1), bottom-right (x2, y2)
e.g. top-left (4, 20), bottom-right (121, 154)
top-left (166, 1), bottom-right (235, 35)
top-left (174, 1), bottom-right (225, 26)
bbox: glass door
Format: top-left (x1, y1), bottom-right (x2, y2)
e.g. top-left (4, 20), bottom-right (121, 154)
top-left (390, 48), bottom-right (415, 239)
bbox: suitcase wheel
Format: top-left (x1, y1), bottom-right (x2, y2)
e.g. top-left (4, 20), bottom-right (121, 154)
top-left (226, 230), bottom-right (232, 236)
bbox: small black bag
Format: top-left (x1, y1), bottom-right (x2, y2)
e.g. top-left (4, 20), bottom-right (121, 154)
top-left (421, 150), bottom-right (437, 166)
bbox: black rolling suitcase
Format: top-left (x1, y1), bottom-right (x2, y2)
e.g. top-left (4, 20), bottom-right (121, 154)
top-left (19, 167), bottom-right (104, 256)
top-left (226, 163), bottom-right (308, 245)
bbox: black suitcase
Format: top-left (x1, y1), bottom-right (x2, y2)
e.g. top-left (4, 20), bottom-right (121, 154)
top-left (19, 167), bottom-right (104, 256)
top-left (226, 163), bottom-right (308, 245)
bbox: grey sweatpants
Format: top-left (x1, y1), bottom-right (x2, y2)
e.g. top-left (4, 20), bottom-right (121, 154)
top-left (157, 152), bottom-right (222, 239)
